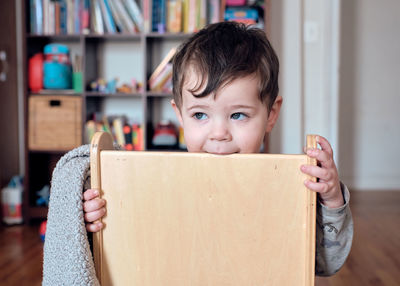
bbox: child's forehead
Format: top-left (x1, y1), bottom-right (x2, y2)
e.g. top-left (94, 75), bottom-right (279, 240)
top-left (183, 65), bottom-right (205, 87)
top-left (182, 72), bottom-right (264, 106)
top-left (183, 64), bottom-right (260, 91)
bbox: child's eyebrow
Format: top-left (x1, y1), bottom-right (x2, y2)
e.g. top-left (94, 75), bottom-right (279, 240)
top-left (230, 104), bottom-right (257, 110)
top-left (186, 104), bottom-right (209, 111)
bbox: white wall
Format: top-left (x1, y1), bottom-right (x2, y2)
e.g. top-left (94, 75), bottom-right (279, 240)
top-left (269, 0), bottom-right (340, 157)
top-left (270, 0), bottom-right (400, 190)
top-left (339, 0), bottom-right (400, 190)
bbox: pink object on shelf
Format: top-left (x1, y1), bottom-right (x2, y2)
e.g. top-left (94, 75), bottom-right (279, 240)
top-left (226, 0), bottom-right (246, 6)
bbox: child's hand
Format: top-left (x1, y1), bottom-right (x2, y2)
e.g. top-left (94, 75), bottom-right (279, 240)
top-left (83, 189), bottom-right (106, 232)
top-left (301, 135), bottom-right (344, 209)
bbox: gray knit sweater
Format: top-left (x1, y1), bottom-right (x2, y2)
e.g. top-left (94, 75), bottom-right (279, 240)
top-left (42, 144), bottom-right (99, 286)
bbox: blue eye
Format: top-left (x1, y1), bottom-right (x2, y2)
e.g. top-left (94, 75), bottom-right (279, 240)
top-left (231, 113), bottom-right (247, 120)
top-left (194, 112), bottom-right (208, 120)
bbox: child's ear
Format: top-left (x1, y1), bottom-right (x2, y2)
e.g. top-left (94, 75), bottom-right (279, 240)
top-left (171, 99), bottom-right (183, 127)
top-left (266, 96), bottom-right (283, 133)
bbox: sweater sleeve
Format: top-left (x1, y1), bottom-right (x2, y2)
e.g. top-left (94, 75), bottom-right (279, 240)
top-left (315, 182), bottom-right (354, 276)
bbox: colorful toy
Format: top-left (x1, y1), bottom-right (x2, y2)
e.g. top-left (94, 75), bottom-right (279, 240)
top-left (39, 220), bottom-right (47, 242)
top-left (43, 44), bottom-right (72, 89)
top-left (1, 176), bottom-right (23, 225)
top-left (36, 185), bottom-right (50, 206)
top-left (152, 120), bottom-right (177, 147)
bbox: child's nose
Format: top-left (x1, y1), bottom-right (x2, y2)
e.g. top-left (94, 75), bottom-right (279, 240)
top-left (209, 120), bottom-right (231, 141)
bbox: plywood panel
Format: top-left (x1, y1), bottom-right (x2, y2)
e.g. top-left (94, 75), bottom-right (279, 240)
top-left (96, 151), bottom-right (316, 286)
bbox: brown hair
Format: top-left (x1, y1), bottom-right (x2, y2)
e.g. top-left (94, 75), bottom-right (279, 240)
top-left (172, 21), bottom-right (279, 112)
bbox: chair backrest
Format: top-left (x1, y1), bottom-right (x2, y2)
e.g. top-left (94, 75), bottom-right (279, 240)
top-left (91, 132), bottom-right (317, 286)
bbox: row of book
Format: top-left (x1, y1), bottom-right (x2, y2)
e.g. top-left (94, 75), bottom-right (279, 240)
top-left (30, 0), bottom-right (265, 35)
top-left (85, 116), bottom-right (144, 150)
top-left (30, 0), bottom-right (143, 35)
top-left (151, 0), bottom-right (220, 33)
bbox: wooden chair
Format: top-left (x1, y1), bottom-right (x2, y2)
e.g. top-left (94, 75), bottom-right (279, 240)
top-left (90, 132), bottom-right (317, 286)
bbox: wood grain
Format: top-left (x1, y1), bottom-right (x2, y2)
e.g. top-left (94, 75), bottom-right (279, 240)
top-left (96, 151), bottom-right (315, 286)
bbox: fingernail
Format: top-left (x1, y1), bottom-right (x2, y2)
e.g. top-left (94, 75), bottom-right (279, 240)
top-left (94, 190), bottom-right (99, 195)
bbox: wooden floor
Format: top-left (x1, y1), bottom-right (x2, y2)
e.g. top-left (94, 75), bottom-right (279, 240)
top-left (0, 191), bottom-right (399, 286)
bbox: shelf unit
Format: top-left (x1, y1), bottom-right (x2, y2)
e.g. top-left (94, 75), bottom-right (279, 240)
top-left (22, 0), bottom-right (271, 222)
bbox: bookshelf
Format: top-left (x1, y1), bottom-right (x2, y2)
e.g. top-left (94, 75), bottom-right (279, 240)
top-left (22, 0), bottom-right (271, 222)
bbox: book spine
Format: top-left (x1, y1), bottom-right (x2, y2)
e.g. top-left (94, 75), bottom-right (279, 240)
top-left (143, 0), bottom-right (150, 32)
top-left (94, 0), bottom-right (105, 34)
top-left (107, 0), bottom-right (124, 33)
top-left (35, 0), bottom-right (43, 34)
top-left (81, 0), bottom-right (90, 33)
top-left (158, 0), bottom-right (166, 33)
top-left (188, 0), bottom-right (196, 32)
top-left (74, 0), bottom-right (80, 34)
top-left (182, 0), bottom-right (189, 32)
top-left (43, 0), bottom-right (49, 34)
top-left (123, 0), bottom-right (144, 32)
top-left (59, 0), bottom-right (67, 34)
top-left (55, 2), bottom-right (60, 35)
top-left (30, 0), bottom-right (36, 34)
top-left (151, 0), bottom-right (159, 32)
top-left (67, 0), bottom-right (74, 34)
top-left (48, 1), bottom-right (55, 34)
top-left (113, 118), bottom-right (126, 145)
top-left (167, 0), bottom-right (182, 33)
top-left (114, 0), bottom-right (136, 33)
top-left (104, 0), bottom-right (117, 33)
top-left (208, 0), bottom-right (219, 24)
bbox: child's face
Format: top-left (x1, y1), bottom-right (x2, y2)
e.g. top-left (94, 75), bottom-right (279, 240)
top-left (172, 70), bottom-right (282, 154)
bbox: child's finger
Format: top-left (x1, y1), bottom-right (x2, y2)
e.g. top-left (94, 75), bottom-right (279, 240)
top-left (306, 148), bottom-right (333, 167)
top-left (304, 179), bottom-right (329, 194)
top-left (83, 198), bottom-right (106, 213)
top-left (83, 189), bottom-right (99, 201)
top-left (84, 207), bottom-right (106, 223)
top-left (316, 135), bottom-right (333, 156)
top-left (300, 165), bottom-right (331, 182)
top-left (86, 222), bottom-right (103, 232)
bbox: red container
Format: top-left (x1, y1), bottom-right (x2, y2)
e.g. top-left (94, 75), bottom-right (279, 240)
top-left (29, 53), bottom-right (43, 92)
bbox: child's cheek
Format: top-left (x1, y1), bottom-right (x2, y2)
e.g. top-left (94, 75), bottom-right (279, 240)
top-left (183, 128), bottom-right (202, 152)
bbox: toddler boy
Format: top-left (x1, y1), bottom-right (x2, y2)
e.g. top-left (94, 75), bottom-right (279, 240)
top-left (83, 22), bottom-right (353, 276)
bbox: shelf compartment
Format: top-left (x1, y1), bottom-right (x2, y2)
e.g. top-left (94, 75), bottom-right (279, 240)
top-left (85, 92), bottom-right (142, 98)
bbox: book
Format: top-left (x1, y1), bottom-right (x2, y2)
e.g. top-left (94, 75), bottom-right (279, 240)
top-left (224, 7), bottom-right (259, 25)
top-left (81, 0), bottom-right (90, 34)
top-left (149, 63), bottom-right (173, 91)
top-left (123, 0), bottom-right (144, 32)
top-left (167, 0), bottom-right (182, 33)
top-left (66, 0), bottom-right (74, 34)
top-left (113, 117), bottom-right (125, 145)
top-left (108, 0), bottom-right (126, 32)
top-left (113, 0), bottom-right (137, 33)
top-left (59, 0), bottom-right (67, 34)
top-left (208, 0), bottom-right (220, 24)
top-left (148, 47), bottom-right (177, 84)
top-left (74, 0), bottom-right (81, 34)
top-left (143, 0), bottom-right (150, 32)
top-left (100, 0), bottom-right (117, 33)
top-left (93, 0), bottom-right (105, 34)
